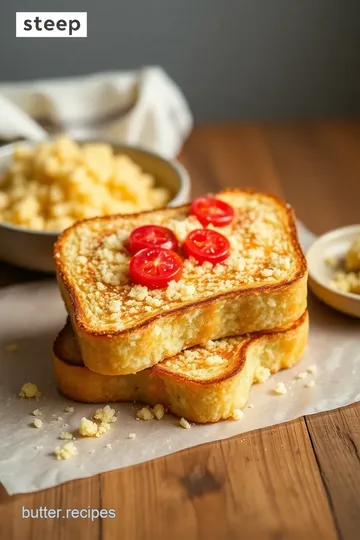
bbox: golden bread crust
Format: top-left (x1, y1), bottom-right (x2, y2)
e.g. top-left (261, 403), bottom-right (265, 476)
top-left (54, 188), bottom-right (308, 375)
top-left (54, 311), bottom-right (309, 423)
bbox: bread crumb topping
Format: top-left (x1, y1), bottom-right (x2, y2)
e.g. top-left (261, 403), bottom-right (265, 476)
top-left (254, 366), bottom-right (271, 383)
top-left (179, 417), bottom-right (191, 429)
top-left (79, 406), bottom-right (116, 437)
top-left (54, 442), bottom-right (77, 460)
top-left (19, 382), bottom-right (41, 399)
top-left (232, 409), bottom-right (244, 420)
top-left (274, 382), bottom-right (287, 395)
top-left (153, 404), bottom-right (165, 420)
top-left (61, 192), bottom-right (298, 331)
top-left (64, 406), bottom-right (75, 413)
top-left (60, 431), bottom-right (75, 440)
top-left (136, 406), bottom-right (155, 421)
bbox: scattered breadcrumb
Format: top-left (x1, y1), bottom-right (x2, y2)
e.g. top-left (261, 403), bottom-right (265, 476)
top-left (296, 372), bottom-right (307, 380)
top-left (274, 382), bottom-right (287, 395)
top-left (179, 417), bottom-right (191, 429)
top-left (106, 443), bottom-right (112, 450)
top-left (79, 417), bottom-right (99, 437)
top-left (254, 366), bottom-right (271, 383)
top-left (54, 442), bottom-right (77, 460)
top-left (137, 406), bottom-right (155, 421)
top-left (306, 380), bottom-right (315, 388)
top-left (57, 416), bottom-right (63, 421)
top-left (128, 433), bottom-right (136, 440)
top-left (33, 418), bottom-right (42, 428)
top-left (60, 431), bottom-right (75, 440)
top-left (153, 404), bottom-right (165, 420)
top-left (79, 407), bottom-right (114, 438)
top-left (247, 404), bottom-right (255, 409)
top-left (32, 408), bottom-right (42, 416)
top-left (94, 405), bottom-right (117, 423)
top-left (35, 445), bottom-right (43, 450)
top-left (5, 344), bottom-right (19, 353)
top-left (232, 409), bottom-right (244, 420)
top-left (307, 365), bottom-right (317, 375)
top-left (64, 406), bottom-right (75, 413)
top-left (18, 382), bottom-right (41, 399)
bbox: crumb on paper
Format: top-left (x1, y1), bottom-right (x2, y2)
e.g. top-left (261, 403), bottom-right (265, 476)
top-left (35, 445), bottom-right (43, 450)
top-left (232, 409), bottom-right (244, 420)
top-left (60, 431), bottom-right (75, 440)
top-left (64, 406), bottom-right (75, 413)
top-left (94, 405), bottom-right (117, 423)
top-left (18, 382), bottom-right (41, 399)
top-left (79, 408), bottom-right (113, 438)
top-left (54, 442), bottom-right (77, 460)
top-left (128, 433), bottom-right (136, 440)
top-left (57, 416), bottom-right (63, 421)
top-left (32, 408), bottom-right (41, 416)
top-left (153, 404), bottom-right (165, 420)
top-left (106, 443), bottom-right (112, 450)
top-left (5, 344), bottom-right (19, 353)
top-left (179, 417), bottom-right (191, 429)
top-left (33, 418), bottom-right (42, 428)
top-left (136, 406), bottom-right (155, 421)
top-left (307, 365), bottom-right (317, 375)
top-left (274, 382), bottom-right (287, 395)
top-left (306, 380), bottom-right (315, 388)
top-left (254, 366), bottom-right (271, 383)
top-left (296, 372), bottom-right (307, 380)
top-left (247, 404), bottom-right (255, 409)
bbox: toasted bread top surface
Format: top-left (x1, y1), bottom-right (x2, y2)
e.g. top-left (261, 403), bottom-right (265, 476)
top-left (54, 189), bottom-right (307, 333)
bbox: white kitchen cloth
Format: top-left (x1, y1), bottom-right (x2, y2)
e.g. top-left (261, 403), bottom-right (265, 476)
top-left (0, 222), bottom-right (359, 494)
top-left (0, 67), bottom-right (193, 158)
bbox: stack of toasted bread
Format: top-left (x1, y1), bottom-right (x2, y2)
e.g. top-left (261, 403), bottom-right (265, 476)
top-left (53, 189), bottom-right (308, 423)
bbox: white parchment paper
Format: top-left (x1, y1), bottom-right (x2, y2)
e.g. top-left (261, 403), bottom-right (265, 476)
top-left (0, 224), bottom-right (359, 494)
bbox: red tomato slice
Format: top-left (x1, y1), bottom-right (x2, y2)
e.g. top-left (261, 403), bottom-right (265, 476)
top-left (129, 225), bottom-right (179, 254)
top-left (129, 247), bottom-right (183, 289)
top-left (184, 229), bottom-right (230, 264)
top-left (190, 196), bottom-right (234, 227)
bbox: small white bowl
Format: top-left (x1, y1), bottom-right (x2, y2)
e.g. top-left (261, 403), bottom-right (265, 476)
top-left (307, 225), bottom-right (360, 318)
top-left (0, 141), bottom-right (191, 272)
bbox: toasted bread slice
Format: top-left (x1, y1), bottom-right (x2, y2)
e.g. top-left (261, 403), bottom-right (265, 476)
top-left (54, 189), bottom-right (308, 375)
top-left (54, 311), bottom-right (308, 423)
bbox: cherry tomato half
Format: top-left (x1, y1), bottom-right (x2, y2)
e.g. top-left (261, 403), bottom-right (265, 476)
top-left (129, 247), bottom-right (183, 289)
top-left (184, 229), bottom-right (230, 264)
top-left (129, 225), bottom-right (179, 254)
top-left (190, 196), bottom-right (234, 227)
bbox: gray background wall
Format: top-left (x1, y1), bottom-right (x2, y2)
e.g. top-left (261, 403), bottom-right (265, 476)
top-left (1, 0), bottom-right (360, 121)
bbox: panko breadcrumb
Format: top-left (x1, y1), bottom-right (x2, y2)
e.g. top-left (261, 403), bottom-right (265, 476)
top-left (18, 382), bottom-right (41, 399)
top-left (54, 442), bottom-right (77, 460)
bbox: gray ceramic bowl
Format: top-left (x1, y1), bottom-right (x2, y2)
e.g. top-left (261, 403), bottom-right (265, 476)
top-left (0, 141), bottom-right (191, 272)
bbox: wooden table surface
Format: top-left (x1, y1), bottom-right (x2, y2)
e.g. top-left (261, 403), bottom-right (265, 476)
top-left (1, 122), bottom-right (360, 540)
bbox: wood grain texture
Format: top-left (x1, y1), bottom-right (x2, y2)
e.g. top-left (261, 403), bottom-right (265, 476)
top-left (1, 121), bottom-right (360, 539)
top-left (101, 420), bottom-right (336, 540)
